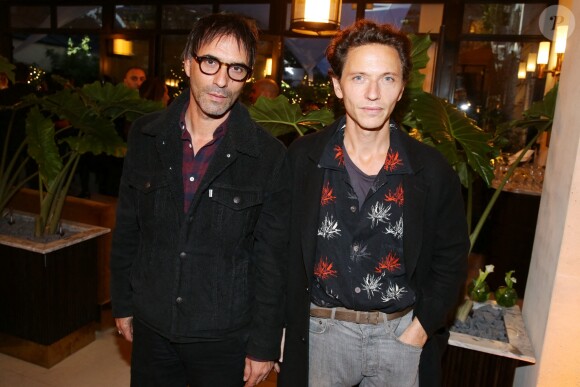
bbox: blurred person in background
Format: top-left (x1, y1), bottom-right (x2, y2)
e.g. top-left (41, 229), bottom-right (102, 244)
top-left (139, 77), bottom-right (170, 106)
top-left (248, 78), bottom-right (279, 104)
top-left (123, 66), bottom-right (147, 90)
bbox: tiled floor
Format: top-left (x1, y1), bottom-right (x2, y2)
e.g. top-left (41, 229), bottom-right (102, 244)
top-left (0, 327), bottom-right (277, 387)
top-left (0, 328), bottom-right (131, 387)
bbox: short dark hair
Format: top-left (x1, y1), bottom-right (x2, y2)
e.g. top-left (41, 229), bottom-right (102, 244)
top-left (139, 77), bottom-right (166, 102)
top-left (182, 13), bottom-right (259, 67)
top-left (124, 66), bottom-right (146, 77)
top-left (326, 19), bottom-right (412, 82)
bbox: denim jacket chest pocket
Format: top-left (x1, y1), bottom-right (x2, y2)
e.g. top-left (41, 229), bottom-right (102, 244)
top-left (126, 172), bottom-right (172, 229)
top-left (208, 183), bottom-right (264, 238)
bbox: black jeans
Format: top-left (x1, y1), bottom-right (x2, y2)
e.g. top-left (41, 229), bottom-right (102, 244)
top-left (130, 318), bottom-right (247, 387)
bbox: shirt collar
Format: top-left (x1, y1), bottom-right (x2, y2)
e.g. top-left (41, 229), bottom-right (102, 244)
top-left (318, 119), bottom-right (413, 175)
top-left (179, 103), bottom-right (228, 141)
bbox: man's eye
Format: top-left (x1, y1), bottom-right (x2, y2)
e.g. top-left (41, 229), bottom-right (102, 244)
top-left (204, 58), bottom-right (218, 66)
top-left (231, 65), bottom-right (245, 74)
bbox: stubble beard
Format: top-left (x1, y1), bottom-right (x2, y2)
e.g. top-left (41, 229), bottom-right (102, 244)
top-left (192, 86), bottom-right (238, 118)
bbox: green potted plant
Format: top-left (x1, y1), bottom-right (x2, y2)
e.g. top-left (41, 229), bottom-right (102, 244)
top-left (467, 264), bottom-right (494, 302)
top-left (0, 57), bottom-right (162, 367)
top-left (0, 56), bottom-right (162, 238)
top-left (495, 270), bottom-right (518, 307)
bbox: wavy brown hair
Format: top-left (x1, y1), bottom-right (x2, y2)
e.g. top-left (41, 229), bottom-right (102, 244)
top-left (326, 19), bottom-right (412, 83)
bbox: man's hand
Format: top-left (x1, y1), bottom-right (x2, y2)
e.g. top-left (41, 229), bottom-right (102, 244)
top-left (243, 357), bottom-right (274, 386)
top-left (398, 317), bottom-right (428, 348)
top-left (115, 316), bottom-right (133, 342)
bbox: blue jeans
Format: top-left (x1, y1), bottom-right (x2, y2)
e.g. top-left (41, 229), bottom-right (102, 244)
top-left (308, 310), bottom-right (421, 387)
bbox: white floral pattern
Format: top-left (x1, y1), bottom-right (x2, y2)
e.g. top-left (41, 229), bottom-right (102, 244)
top-left (367, 201), bottom-right (391, 228)
top-left (381, 282), bottom-right (408, 303)
top-left (384, 216), bottom-right (404, 239)
top-left (361, 274), bottom-right (383, 299)
top-left (317, 213), bottom-right (342, 239)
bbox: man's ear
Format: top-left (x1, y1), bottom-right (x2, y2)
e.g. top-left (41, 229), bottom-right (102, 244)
top-left (331, 76), bottom-right (343, 99)
top-left (183, 59), bottom-right (191, 78)
top-left (397, 86), bottom-right (405, 102)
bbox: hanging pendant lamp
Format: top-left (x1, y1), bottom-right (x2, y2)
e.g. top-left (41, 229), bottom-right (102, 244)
top-left (290, 0), bottom-right (342, 36)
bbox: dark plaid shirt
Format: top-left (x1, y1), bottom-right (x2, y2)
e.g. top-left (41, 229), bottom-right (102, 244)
top-left (311, 121), bottom-right (416, 313)
top-left (180, 108), bottom-right (227, 213)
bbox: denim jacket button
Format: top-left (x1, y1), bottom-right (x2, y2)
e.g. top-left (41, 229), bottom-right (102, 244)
top-left (176, 297), bottom-right (183, 304)
top-left (233, 196), bottom-right (241, 204)
top-left (145, 182), bottom-right (151, 189)
top-left (179, 252), bottom-right (186, 258)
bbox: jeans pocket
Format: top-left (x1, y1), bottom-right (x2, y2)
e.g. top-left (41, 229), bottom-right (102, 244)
top-left (394, 335), bottom-right (424, 351)
top-left (392, 312), bottom-right (423, 351)
top-left (309, 317), bottom-right (331, 335)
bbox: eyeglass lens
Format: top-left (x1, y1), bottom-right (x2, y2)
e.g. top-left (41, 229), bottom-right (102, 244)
top-left (196, 55), bottom-right (250, 81)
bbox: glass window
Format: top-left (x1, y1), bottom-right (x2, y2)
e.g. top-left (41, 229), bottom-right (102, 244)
top-left (159, 35), bottom-right (189, 91)
top-left (10, 6), bottom-right (51, 29)
top-left (105, 39), bottom-right (150, 84)
top-left (463, 4), bottom-right (547, 35)
top-left (455, 40), bottom-right (545, 134)
top-left (282, 37), bottom-right (334, 111)
top-left (115, 5), bottom-right (156, 30)
top-left (13, 34), bottom-right (100, 86)
top-left (219, 4), bottom-right (270, 31)
top-left (340, 3), bottom-right (358, 29)
top-left (365, 3), bottom-right (443, 34)
top-left (162, 5), bottom-right (213, 30)
top-left (57, 6), bottom-right (102, 29)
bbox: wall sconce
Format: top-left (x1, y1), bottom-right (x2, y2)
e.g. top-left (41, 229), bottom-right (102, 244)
top-left (554, 25), bottom-right (567, 73)
top-left (536, 41), bottom-right (550, 78)
top-left (532, 25), bottom-right (567, 79)
top-left (264, 58), bottom-right (273, 77)
top-left (112, 39), bottom-right (133, 56)
top-left (526, 53), bottom-right (537, 73)
top-left (518, 62), bottom-right (527, 80)
top-left (291, 0), bottom-right (342, 36)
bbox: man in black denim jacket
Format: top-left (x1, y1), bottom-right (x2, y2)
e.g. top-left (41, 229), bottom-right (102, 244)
top-left (110, 14), bottom-right (290, 387)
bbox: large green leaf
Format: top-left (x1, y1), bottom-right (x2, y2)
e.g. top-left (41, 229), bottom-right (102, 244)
top-left (410, 92), bottom-right (496, 187)
top-left (25, 106), bottom-right (62, 185)
top-left (525, 82), bottom-right (558, 120)
top-left (406, 34), bottom-right (432, 91)
top-left (63, 116), bottom-right (126, 156)
top-left (249, 95), bottom-right (334, 137)
top-left (81, 81), bottom-right (162, 121)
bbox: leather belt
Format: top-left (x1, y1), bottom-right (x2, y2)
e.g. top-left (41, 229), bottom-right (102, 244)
top-left (310, 305), bottom-right (413, 325)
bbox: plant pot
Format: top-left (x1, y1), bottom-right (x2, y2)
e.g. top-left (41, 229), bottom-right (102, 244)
top-left (0, 211), bottom-right (109, 368)
top-left (467, 281), bottom-right (491, 302)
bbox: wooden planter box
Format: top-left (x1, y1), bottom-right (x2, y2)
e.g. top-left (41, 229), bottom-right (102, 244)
top-left (7, 188), bottom-right (117, 306)
top-left (0, 211), bottom-right (109, 368)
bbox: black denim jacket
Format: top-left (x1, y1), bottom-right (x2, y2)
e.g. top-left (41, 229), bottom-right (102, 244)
top-left (110, 92), bottom-right (291, 360)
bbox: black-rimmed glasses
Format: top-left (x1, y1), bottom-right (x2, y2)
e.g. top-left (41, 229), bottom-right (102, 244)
top-left (192, 54), bottom-right (252, 82)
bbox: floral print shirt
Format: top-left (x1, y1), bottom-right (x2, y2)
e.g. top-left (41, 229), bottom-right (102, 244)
top-left (311, 120), bottom-right (416, 313)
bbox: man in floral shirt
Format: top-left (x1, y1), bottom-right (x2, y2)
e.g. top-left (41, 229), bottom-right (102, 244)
top-left (279, 20), bottom-right (469, 387)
